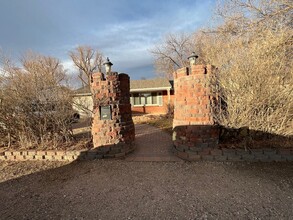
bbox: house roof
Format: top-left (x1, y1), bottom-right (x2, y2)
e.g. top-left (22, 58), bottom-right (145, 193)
top-left (74, 86), bottom-right (91, 95)
top-left (130, 78), bottom-right (172, 91)
top-left (74, 78), bottom-right (173, 95)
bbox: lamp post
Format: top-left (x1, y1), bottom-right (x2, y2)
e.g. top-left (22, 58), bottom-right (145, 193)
top-left (103, 57), bottom-right (113, 74)
top-left (187, 52), bottom-right (198, 65)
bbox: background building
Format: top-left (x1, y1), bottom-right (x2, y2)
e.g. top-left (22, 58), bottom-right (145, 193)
top-left (73, 78), bottom-right (174, 117)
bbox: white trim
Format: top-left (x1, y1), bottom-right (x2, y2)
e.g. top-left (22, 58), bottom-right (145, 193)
top-left (74, 87), bottom-right (172, 96)
top-left (131, 91), bottom-right (163, 107)
top-left (167, 88), bottom-right (171, 105)
top-left (130, 87), bottom-right (171, 92)
top-left (73, 93), bottom-right (91, 97)
top-left (158, 92), bottom-right (163, 106)
top-left (132, 104), bottom-right (162, 107)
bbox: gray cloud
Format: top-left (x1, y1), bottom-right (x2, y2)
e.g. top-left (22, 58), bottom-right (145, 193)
top-left (0, 0), bottom-right (215, 81)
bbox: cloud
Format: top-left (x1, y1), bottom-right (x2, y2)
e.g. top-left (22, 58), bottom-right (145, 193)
top-left (83, 0), bottom-right (215, 78)
top-left (0, 0), bottom-right (216, 81)
top-left (62, 59), bottom-right (77, 74)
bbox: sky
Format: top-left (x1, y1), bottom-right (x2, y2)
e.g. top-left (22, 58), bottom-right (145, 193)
top-left (0, 0), bottom-right (216, 87)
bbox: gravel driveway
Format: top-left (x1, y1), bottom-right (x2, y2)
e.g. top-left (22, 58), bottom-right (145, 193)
top-left (1, 160), bottom-right (293, 219)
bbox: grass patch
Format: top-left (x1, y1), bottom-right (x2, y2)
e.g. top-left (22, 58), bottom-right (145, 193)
top-left (144, 116), bottom-right (173, 134)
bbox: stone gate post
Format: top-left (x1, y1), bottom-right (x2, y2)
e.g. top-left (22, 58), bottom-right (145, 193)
top-left (172, 64), bottom-right (219, 161)
top-left (90, 71), bottom-right (135, 158)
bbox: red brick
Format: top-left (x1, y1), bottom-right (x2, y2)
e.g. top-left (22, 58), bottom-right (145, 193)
top-left (188, 153), bottom-right (201, 160)
top-left (63, 155), bottom-right (75, 160)
top-left (27, 150), bottom-right (37, 156)
top-left (5, 155), bottom-right (16, 160)
top-left (12, 151), bottom-right (22, 156)
top-left (55, 151), bottom-right (66, 156)
top-left (4, 151), bottom-right (13, 156)
top-left (210, 149), bottom-right (223, 156)
top-left (15, 155), bottom-right (26, 161)
top-left (115, 152), bottom-right (126, 158)
top-left (46, 151), bottom-right (57, 156)
top-left (36, 151), bottom-right (46, 156)
top-left (34, 155), bottom-right (45, 160)
top-left (53, 155), bottom-right (64, 160)
top-left (177, 151), bottom-right (189, 159)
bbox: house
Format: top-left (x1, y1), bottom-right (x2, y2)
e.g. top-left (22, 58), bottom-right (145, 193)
top-left (73, 78), bottom-right (174, 117)
top-left (72, 86), bottom-right (93, 118)
top-left (130, 78), bottom-right (174, 114)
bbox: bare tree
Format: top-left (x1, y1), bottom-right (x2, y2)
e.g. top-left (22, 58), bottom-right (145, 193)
top-left (69, 46), bottom-right (103, 86)
top-left (150, 33), bottom-right (193, 79)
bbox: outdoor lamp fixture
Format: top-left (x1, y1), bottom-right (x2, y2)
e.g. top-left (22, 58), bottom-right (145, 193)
top-left (188, 52), bottom-right (198, 65)
top-left (103, 57), bottom-right (113, 74)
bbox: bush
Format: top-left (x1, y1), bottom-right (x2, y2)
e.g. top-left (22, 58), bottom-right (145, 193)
top-left (0, 52), bottom-right (74, 149)
top-left (166, 103), bottom-right (174, 119)
top-left (194, 0), bottom-right (293, 137)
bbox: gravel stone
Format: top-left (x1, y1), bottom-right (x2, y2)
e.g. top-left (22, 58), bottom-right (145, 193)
top-left (1, 160), bottom-right (293, 219)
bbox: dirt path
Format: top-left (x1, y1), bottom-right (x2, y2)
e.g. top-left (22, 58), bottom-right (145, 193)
top-left (126, 124), bottom-right (182, 162)
top-left (0, 160), bottom-right (293, 219)
top-left (1, 124), bottom-right (293, 219)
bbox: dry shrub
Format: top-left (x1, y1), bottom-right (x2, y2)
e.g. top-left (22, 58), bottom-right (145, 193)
top-left (166, 103), bottom-right (174, 119)
top-left (0, 52), bottom-right (74, 149)
top-left (194, 0), bottom-right (293, 137)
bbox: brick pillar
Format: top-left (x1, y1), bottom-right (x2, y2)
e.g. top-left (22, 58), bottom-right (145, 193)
top-left (172, 64), bottom-right (219, 161)
top-left (91, 72), bottom-right (135, 158)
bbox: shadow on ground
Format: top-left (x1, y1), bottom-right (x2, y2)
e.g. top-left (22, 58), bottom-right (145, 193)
top-left (0, 157), bottom-right (293, 219)
top-left (2, 120), bottom-right (292, 219)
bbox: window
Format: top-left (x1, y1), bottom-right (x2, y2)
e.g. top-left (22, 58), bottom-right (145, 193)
top-left (130, 92), bottom-right (162, 106)
top-left (133, 93), bottom-right (140, 105)
top-left (151, 92), bottom-right (157, 104)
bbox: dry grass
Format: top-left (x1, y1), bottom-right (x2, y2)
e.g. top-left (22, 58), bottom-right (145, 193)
top-left (135, 114), bottom-right (173, 134)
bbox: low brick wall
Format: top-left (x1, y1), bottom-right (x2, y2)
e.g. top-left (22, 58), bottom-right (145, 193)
top-left (173, 147), bottom-right (293, 162)
top-left (0, 146), bottom-right (135, 162)
top-left (1, 146), bottom-right (292, 162)
top-left (0, 150), bottom-right (81, 161)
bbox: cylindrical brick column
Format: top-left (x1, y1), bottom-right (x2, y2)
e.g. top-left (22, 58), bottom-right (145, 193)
top-left (91, 72), bottom-right (135, 158)
top-left (172, 64), bottom-right (219, 161)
